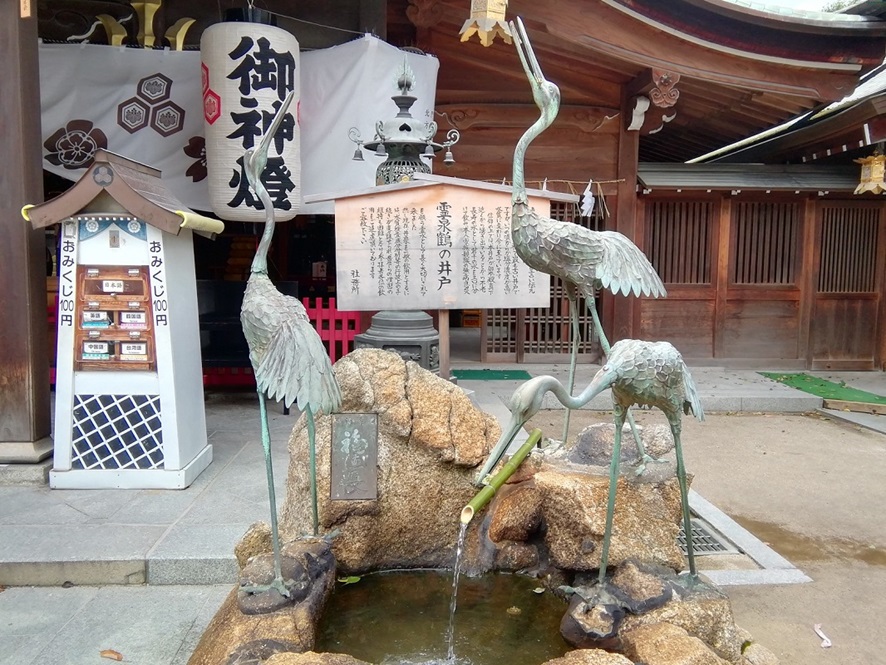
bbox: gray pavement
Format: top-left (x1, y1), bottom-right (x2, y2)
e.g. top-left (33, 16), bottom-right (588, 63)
top-left (2, 344), bottom-right (886, 664)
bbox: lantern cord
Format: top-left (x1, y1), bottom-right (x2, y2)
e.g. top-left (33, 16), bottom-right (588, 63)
top-left (265, 9), bottom-right (371, 36)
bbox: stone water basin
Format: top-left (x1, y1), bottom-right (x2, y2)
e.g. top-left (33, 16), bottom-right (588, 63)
top-left (316, 570), bottom-right (570, 665)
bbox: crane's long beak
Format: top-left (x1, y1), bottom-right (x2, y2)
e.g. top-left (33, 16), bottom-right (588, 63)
top-left (254, 89), bottom-right (296, 161)
top-left (474, 415), bottom-right (526, 487)
top-left (510, 17), bottom-right (546, 84)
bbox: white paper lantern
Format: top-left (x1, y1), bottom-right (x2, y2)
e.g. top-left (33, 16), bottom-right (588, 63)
top-left (201, 22), bottom-right (301, 222)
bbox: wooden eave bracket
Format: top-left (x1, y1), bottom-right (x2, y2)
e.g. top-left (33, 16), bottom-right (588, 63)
top-left (625, 68), bottom-right (681, 133)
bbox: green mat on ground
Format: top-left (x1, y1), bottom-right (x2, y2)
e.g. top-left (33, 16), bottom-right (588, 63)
top-left (452, 369), bottom-right (532, 381)
top-left (759, 372), bottom-right (886, 404)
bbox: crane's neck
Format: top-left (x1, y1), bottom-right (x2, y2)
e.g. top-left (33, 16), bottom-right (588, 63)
top-left (250, 186), bottom-right (276, 275)
top-left (512, 114), bottom-right (551, 208)
top-left (545, 372), bottom-right (612, 410)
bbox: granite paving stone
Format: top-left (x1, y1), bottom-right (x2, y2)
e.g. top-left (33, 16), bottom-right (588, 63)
top-left (8, 585), bottom-right (229, 665)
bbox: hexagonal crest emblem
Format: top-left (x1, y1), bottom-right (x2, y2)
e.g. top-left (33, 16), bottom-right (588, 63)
top-left (137, 73), bottom-right (172, 103)
top-left (201, 63), bottom-right (209, 94)
top-left (117, 97), bottom-right (150, 134)
top-left (150, 100), bottom-right (185, 137)
top-left (203, 89), bottom-right (221, 125)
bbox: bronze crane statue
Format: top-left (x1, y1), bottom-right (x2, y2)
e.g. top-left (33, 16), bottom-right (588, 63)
top-left (240, 90), bottom-right (342, 598)
top-left (509, 17), bottom-right (666, 465)
top-left (476, 338), bottom-right (704, 581)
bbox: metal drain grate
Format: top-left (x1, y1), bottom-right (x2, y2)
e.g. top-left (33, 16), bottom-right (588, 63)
top-left (678, 517), bottom-right (740, 556)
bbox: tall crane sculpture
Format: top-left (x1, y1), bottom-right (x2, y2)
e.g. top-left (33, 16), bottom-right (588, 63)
top-left (476, 339), bottom-right (704, 581)
top-left (509, 17), bottom-right (667, 462)
top-left (240, 90), bottom-right (343, 597)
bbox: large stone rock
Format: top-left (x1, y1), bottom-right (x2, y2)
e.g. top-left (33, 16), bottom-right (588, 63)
top-left (740, 642), bottom-right (780, 665)
top-left (532, 460), bottom-right (686, 572)
top-left (488, 483), bottom-right (544, 543)
top-left (567, 422), bottom-right (675, 466)
top-left (621, 622), bottom-right (729, 665)
top-left (280, 349), bottom-right (500, 574)
top-left (187, 540), bottom-right (336, 665)
top-left (557, 561), bottom-right (743, 662)
top-left (235, 522), bottom-right (273, 569)
top-left (618, 576), bottom-right (743, 662)
top-left (541, 649), bottom-right (634, 665)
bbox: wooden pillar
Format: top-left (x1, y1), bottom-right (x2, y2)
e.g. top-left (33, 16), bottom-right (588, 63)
top-left (712, 196), bottom-right (731, 359)
top-left (611, 92), bottom-right (640, 342)
top-left (797, 197), bottom-right (818, 367)
top-left (0, 3), bottom-right (52, 463)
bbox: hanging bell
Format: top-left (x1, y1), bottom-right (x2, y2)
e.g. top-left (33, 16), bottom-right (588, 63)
top-left (352, 147), bottom-right (365, 162)
top-left (375, 144), bottom-right (387, 157)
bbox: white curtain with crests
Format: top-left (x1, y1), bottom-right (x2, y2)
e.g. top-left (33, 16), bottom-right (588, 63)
top-left (39, 35), bottom-right (439, 215)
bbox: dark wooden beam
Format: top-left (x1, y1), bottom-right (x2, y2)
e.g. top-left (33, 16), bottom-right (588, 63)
top-left (0, 2), bottom-right (52, 463)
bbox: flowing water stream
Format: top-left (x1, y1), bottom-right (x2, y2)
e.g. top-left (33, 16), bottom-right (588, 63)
top-left (444, 522), bottom-right (468, 660)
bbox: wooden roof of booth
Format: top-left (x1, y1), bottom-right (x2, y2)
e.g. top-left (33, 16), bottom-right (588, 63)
top-left (23, 150), bottom-right (224, 238)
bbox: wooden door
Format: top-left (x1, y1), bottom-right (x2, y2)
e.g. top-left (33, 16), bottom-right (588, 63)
top-left (638, 198), bottom-right (718, 358)
top-left (717, 200), bottom-right (804, 364)
top-left (810, 202), bottom-right (884, 370)
top-left (639, 196), bottom-right (806, 366)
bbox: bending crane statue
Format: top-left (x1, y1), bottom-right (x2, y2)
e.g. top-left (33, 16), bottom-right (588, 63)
top-left (509, 17), bottom-right (666, 462)
top-left (240, 90), bottom-right (343, 598)
top-left (476, 339), bottom-right (704, 580)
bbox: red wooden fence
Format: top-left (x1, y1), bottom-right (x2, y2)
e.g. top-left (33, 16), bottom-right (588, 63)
top-left (301, 297), bottom-right (362, 364)
top-left (202, 297), bottom-right (361, 388)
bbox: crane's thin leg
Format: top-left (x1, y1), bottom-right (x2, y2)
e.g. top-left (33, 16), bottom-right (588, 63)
top-left (598, 404), bottom-right (626, 584)
top-left (587, 298), bottom-right (653, 474)
top-left (671, 418), bottom-right (697, 579)
top-left (559, 289), bottom-right (580, 445)
top-left (306, 405), bottom-right (319, 536)
top-left (243, 391), bottom-right (290, 598)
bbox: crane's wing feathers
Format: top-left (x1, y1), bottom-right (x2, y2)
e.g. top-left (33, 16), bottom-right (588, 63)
top-left (520, 214), bottom-right (666, 300)
top-left (596, 231), bottom-right (666, 299)
top-left (242, 276), bottom-right (342, 415)
top-left (255, 316), bottom-right (342, 414)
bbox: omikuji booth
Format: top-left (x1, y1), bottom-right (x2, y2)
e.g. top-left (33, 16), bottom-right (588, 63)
top-left (23, 150), bottom-right (223, 489)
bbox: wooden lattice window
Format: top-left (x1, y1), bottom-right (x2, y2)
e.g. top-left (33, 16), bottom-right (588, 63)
top-left (485, 200), bottom-right (601, 358)
top-left (731, 202), bottom-right (799, 285)
top-left (646, 201), bottom-right (712, 284)
top-left (818, 205), bottom-right (880, 293)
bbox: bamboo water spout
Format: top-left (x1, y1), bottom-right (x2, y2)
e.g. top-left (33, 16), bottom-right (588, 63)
top-left (461, 429), bottom-right (542, 525)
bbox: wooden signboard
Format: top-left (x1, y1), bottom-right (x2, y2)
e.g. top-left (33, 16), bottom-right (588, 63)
top-left (310, 174), bottom-right (577, 311)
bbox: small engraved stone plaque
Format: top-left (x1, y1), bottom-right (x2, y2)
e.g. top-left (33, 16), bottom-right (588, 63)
top-left (330, 413), bottom-right (378, 501)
